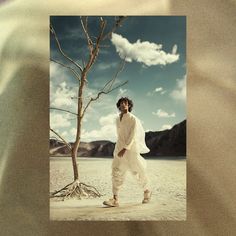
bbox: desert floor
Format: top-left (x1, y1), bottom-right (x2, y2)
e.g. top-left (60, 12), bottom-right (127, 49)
top-left (50, 157), bottom-right (186, 221)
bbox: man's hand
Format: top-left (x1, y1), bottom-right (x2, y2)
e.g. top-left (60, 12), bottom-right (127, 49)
top-left (118, 148), bottom-right (126, 158)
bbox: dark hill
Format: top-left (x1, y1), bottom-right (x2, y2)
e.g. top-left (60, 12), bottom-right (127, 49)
top-left (50, 120), bottom-right (186, 157)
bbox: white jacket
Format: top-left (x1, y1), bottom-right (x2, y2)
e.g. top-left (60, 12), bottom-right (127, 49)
top-left (114, 112), bottom-right (150, 155)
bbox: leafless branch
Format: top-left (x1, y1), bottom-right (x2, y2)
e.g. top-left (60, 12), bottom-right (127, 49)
top-left (80, 16), bottom-right (122, 74)
top-left (50, 136), bottom-right (60, 141)
top-left (67, 117), bottom-right (77, 121)
top-left (107, 80), bottom-right (128, 93)
top-left (102, 57), bottom-right (126, 92)
top-left (86, 17), bottom-right (107, 70)
top-left (50, 58), bottom-right (81, 82)
top-left (71, 95), bottom-right (93, 100)
top-left (50, 107), bottom-right (78, 116)
top-left (50, 24), bottom-right (83, 72)
top-left (50, 128), bottom-right (72, 151)
top-left (81, 55), bottom-right (128, 118)
top-left (80, 16), bottom-right (93, 54)
top-left (102, 16), bottom-right (128, 40)
top-left (81, 80), bottom-right (128, 118)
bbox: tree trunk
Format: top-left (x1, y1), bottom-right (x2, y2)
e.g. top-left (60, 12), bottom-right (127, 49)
top-left (71, 147), bottom-right (79, 180)
top-left (71, 71), bottom-right (87, 181)
top-left (71, 114), bottom-right (82, 180)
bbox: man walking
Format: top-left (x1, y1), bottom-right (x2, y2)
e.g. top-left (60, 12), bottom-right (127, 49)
top-left (103, 97), bottom-right (152, 207)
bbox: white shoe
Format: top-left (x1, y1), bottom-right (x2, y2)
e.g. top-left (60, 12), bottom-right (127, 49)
top-left (103, 198), bottom-right (119, 207)
top-left (142, 190), bottom-right (152, 204)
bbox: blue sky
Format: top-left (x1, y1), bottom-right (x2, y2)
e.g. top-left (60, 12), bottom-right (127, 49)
top-left (50, 16), bottom-right (186, 142)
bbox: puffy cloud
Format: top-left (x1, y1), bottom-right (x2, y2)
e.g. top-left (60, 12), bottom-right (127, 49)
top-left (80, 113), bottom-right (118, 142)
top-left (170, 75), bottom-right (186, 101)
top-left (118, 88), bottom-right (127, 96)
top-left (159, 124), bottom-right (172, 131)
top-left (152, 109), bottom-right (175, 118)
top-left (172, 44), bottom-right (178, 54)
top-left (51, 81), bottom-right (76, 108)
top-left (99, 113), bottom-right (117, 126)
top-left (50, 113), bottom-right (71, 128)
top-left (61, 131), bottom-right (69, 137)
top-left (155, 87), bottom-right (163, 92)
top-left (50, 62), bottom-right (69, 85)
top-left (70, 127), bottom-right (77, 136)
top-left (147, 87), bottom-right (166, 96)
top-left (50, 62), bottom-right (78, 111)
top-left (111, 33), bottom-right (179, 66)
top-left (115, 87), bottom-right (133, 103)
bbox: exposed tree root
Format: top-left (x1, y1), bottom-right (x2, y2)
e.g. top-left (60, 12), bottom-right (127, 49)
top-left (50, 180), bottom-right (103, 201)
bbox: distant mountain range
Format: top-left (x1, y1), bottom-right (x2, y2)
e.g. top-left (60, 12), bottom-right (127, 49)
top-left (144, 120), bottom-right (186, 156)
top-left (50, 120), bottom-right (186, 157)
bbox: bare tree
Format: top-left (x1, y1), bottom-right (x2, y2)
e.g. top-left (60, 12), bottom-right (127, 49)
top-left (50, 16), bottom-right (128, 200)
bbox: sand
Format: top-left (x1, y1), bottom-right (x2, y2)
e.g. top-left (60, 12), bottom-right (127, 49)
top-left (50, 157), bottom-right (186, 221)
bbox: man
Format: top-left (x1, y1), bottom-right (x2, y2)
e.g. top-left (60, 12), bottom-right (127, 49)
top-left (103, 97), bottom-right (152, 207)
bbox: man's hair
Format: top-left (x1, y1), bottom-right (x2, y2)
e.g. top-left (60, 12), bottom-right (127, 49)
top-left (116, 97), bottom-right (133, 112)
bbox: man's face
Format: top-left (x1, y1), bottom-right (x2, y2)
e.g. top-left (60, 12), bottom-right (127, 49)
top-left (120, 100), bottom-right (129, 112)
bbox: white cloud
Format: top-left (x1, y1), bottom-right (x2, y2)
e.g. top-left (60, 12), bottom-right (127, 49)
top-left (111, 33), bottom-right (179, 66)
top-left (51, 81), bottom-right (77, 108)
top-left (50, 112), bottom-right (71, 128)
top-left (50, 130), bottom-right (57, 138)
top-left (170, 75), bottom-right (186, 101)
top-left (159, 124), bottom-right (172, 131)
top-left (118, 88), bottom-right (127, 95)
top-left (50, 62), bottom-right (71, 85)
top-left (80, 113), bottom-right (118, 142)
top-left (99, 113), bottom-right (117, 126)
top-left (155, 87), bottom-right (163, 92)
top-left (172, 44), bottom-right (178, 54)
top-left (61, 131), bottom-right (69, 137)
top-left (50, 63), bottom-right (78, 109)
top-left (70, 127), bottom-right (77, 136)
top-left (115, 87), bottom-right (133, 103)
top-left (50, 63), bottom-right (60, 78)
top-left (147, 87), bottom-right (166, 96)
top-left (81, 129), bottom-right (101, 141)
top-left (152, 109), bottom-right (175, 118)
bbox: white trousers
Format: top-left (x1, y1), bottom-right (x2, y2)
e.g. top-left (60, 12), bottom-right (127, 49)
top-left (111, 149), bottom-right (150, 195)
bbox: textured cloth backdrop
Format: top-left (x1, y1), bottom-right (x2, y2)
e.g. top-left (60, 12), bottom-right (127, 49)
top-left (0, 0), bottom-right (235, 235)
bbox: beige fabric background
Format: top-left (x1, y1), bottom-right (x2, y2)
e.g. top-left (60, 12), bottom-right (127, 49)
top-left (0, 0), bottom-right (235, 235)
